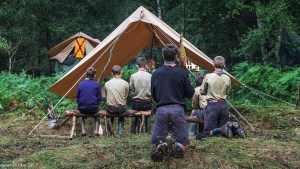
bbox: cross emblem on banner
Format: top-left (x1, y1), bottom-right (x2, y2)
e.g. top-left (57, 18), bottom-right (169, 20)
top-left (74, 38), bottom-right (86, 58)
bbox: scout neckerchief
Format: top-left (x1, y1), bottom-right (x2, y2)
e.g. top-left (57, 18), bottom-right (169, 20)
top-left (164, 61), bottom-right (176, 67)
top-left (214, 70), bottom-right (225, 76)
top-left (114, 75), bottom-right (121, 78)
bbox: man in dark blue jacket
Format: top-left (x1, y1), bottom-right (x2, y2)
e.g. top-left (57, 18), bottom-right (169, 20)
top-left (76, 67), bottom-right (102, 136)
top-left (151, 44), bottom-right (194, 161)
top-left (76, 67), bottom-right (102, 114)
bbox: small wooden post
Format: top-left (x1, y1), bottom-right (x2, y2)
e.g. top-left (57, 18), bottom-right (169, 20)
top-left (70, 116), bottom-right (77, 139)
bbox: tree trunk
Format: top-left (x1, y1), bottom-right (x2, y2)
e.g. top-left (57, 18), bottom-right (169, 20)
top-left (156, 0), bottom-right (162, 19)
top-left (8, 56), bottom-right (12, 73)
top-left (275, 30), bottom-right (283, 69)
top-left (181, 0), bottom-right (186, 36)
top-left (256, 14), bottom-right (268, 65)
top-left (7, 41), bottom-right (21, 73)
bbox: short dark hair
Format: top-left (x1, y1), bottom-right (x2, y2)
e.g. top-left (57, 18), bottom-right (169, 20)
top-left (162, 44), bottom-right (179, 61)
top-left (86, 67), bottom-right (96, 79)
top-left (112, 65), bottom-right (122, 75)
top-left (195, 75), bottom-right (205, 87)
top-left (214, 56), bottom-right (225, 68)
top-left (136, 57), bottom-right (146, 68)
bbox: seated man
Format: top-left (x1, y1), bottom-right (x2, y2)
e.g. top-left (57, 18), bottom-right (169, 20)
top-left (188, 75), bottom-right (207, 136)
top-left (76, 67), bottom-right (102, 135)
top-left (104, 65), bottom-right (129, 134)
top-left (129, 57), bottom-right (152, 134)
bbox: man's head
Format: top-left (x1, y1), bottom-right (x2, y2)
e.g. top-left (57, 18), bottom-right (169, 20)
top-left (86, 67), bottom-right (96, 79)
top-left (162, 44), bottom-right (179, 62)
top-left (213, 56), bottom-right (226, 69)
top-left (136, 57), bottom-right (147, 68)
top-left (112, 65), bottom-right (122, 76)
top-left (195, 75), bottom-right (205, 87)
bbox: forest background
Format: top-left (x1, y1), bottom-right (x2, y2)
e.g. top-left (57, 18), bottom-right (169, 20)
top-left (0, 0), bottom-right (300, 112)
top-left (1, 1), bottom-right (300, 168)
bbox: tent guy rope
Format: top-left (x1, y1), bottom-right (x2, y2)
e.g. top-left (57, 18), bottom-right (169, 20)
top-left (244, 85), bottom-right (299, 109)
top-left (226, 99), bottom-right (256, 131)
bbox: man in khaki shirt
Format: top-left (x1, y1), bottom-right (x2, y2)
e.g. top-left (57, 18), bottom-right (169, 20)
top-left (104, 65), bottom-right (129, 134)
top-left (197, 56), bottom-right (231, 139)
top-left (129, 57), bottom-right (152, 134)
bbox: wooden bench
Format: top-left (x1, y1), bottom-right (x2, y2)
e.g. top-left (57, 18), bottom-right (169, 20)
top-left (65, 110), bottom-right (152, 139)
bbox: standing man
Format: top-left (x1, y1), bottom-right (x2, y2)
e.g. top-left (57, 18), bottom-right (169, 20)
top-left (104, 65), bottom-right (129, 134)
top-left (197, 56), bottom-right (231, 139)
top-left (76, 67), bottom-right (102, 135)
top-left (129, 57), bottom-right (152, 134)
top-left (151, 44), bottom-right (194, 161)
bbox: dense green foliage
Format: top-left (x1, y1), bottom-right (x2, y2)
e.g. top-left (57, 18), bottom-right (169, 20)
top-left (0, 72), bottom-right (76, 116)
top-left (230, 63), bottom-right (300, 105)
top-left (0, 0), bottom-right (299, 74)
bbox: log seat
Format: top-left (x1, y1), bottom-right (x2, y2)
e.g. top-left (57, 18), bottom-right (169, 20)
top-left (65, 109), bottom-right (152, 139)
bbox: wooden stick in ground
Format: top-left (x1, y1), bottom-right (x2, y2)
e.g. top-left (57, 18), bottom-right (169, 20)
top-left (70, 116), bottom-right (77, 139)
top-left (33, 134), bottom-right (70, 140)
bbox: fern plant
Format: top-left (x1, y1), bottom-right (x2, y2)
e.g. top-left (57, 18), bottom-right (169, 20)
top-left (231, 63), bottom-right (300, 105)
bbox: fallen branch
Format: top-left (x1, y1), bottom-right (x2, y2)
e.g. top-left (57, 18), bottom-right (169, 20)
top-left (33, 134), bottom-right (70, 140)
top-left (294, 117), bottom-right (300, 123)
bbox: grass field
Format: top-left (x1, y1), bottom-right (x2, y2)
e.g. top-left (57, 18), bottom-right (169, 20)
top-left (0, 105), bottom-right (300, 169)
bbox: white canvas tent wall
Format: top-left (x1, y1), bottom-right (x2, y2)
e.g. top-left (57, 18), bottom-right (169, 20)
top-left (48, 6), bottom-right (243, 98)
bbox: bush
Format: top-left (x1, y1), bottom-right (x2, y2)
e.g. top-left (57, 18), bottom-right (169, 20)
top-left (0, 71), bottom-right (66, 115)
top-left (231, 62), bottom-right (300, 105)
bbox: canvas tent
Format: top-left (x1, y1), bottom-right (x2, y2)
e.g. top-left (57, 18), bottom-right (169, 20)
top-left (48, 32), bottom-right (101, 73)
top-left (48, 6), bottom-right (243, 98)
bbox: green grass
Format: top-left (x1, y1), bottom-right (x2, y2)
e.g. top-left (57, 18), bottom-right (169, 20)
top-left (1, 105), bottom-right (300, 169)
